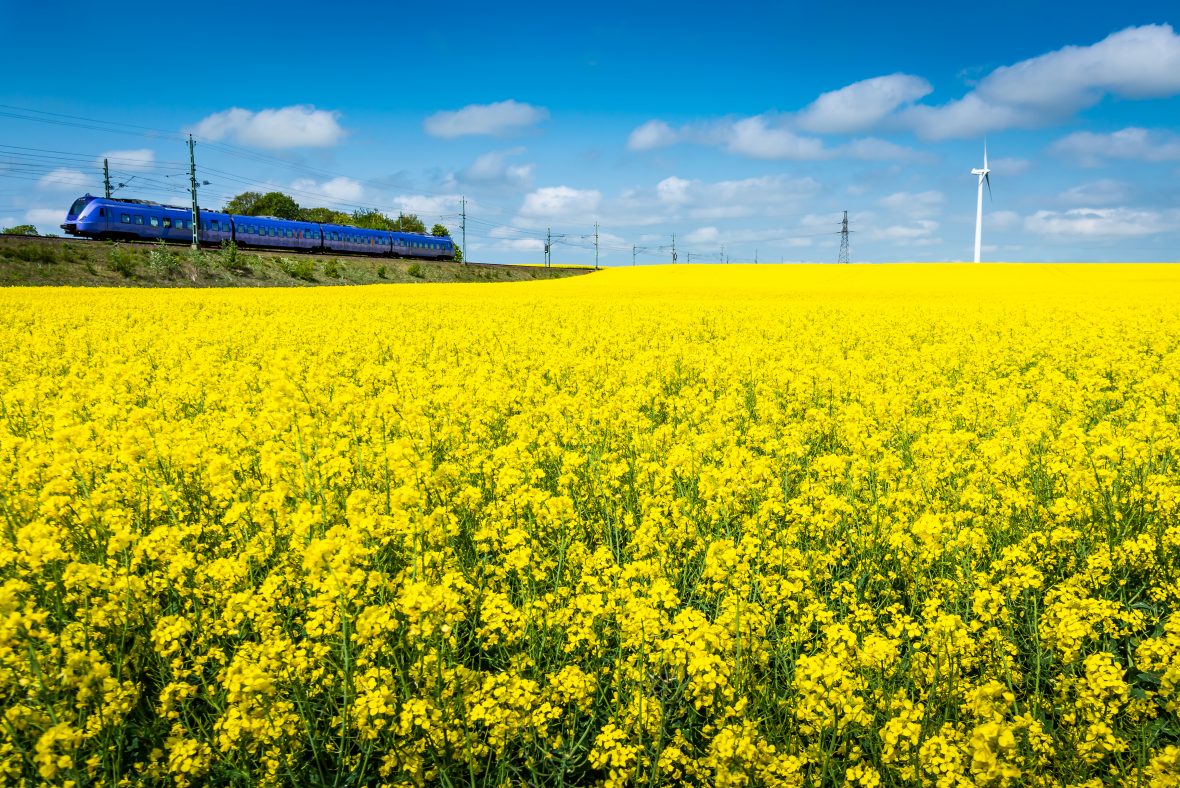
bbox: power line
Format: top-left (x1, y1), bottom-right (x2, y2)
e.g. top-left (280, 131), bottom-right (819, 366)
top-left (838, 211), bottom-right (851, 264)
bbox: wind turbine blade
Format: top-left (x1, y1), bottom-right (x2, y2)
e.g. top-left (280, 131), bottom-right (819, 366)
top-left (985, 172), bottom-right (992, 201)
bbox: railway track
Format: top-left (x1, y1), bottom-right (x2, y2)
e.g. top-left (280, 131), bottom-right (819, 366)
top-left (0, 232), bottom-right (447, 264)
top-left (0, 232), bottom-right (595, 271)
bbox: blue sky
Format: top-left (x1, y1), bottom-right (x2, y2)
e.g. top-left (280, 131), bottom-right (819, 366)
top-left (3, 0), bottom-right (1179, 263)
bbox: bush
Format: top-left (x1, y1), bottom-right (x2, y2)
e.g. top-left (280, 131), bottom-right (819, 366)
top-left (278, 256), bottom-right (316, 282)
top-left (219, 240), bottom-right (238, 269)
top-left (377, 266), bottom-right (387, 279)
top-left (1, 224), bottom-right (38, 236)
top-left (108, 244), bottom-right (135, 277)
top-left (188, 247), bottom-right (213, 271)
top-left (147, 241), bottom-right (179, 276)
top-left (407, 263), bottom-right (424, 279)
top-left (7, 243), bottom-right (56, 264)
top-left (323, 258), bottom-right (341, 279)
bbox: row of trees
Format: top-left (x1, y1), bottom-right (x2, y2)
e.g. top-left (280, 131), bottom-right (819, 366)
top-left (222, 192), bottom-right (452, 239)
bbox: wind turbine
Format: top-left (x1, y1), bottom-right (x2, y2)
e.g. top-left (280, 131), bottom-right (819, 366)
top-left (971, 141), bottom-right (992, 263)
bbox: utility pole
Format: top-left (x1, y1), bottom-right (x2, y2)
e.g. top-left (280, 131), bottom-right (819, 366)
top-left (545, 228), bottom-right (551, 268)
top-left (460, 196), bottom-right (467, 265)
top-left (594, 222), bottom-right (599, 270)
top-left (187, 134), bottom-right (200, 250)
top-left (671, 233), bottom-right (677, 265)
top-left (755, 249), bottom-right (758, 264)
top-left (103, 159), bottom-right (112, 199)
top-left (632, 244), bottom-right (636, 266)
top-left (721, 244), bottom-right (726, 264)
top-left (838, 210), bottom-right (851, 264)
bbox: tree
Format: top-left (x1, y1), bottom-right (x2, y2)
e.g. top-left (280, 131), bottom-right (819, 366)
top-left (351, 209), bottom-right (397, 231)
top-left (252, 192), bottom-right (301, 219)
top-left (223, 191), bottom-right (301, 219)
top-left (430, 224), bottom-right (451, 238)
top-left (300, 207), bottom-right (351, 225)
top-left (392, 213), bottom-right (427, 234)
top-left (223, 191), bottom-right (263, 215)
top-left (1, 224), bottom-right (38, 236)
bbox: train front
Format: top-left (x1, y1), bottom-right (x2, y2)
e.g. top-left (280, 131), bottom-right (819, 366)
top-left (60, 194), bottom-right (98, 237)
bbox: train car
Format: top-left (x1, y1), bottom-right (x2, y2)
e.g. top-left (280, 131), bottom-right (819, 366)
top-left (198, 211), bottom-right (234, 246)
top-left (322, 224), bottom-right (391, 256)
top-left (62, 194), bottom-right (226, 245)
top-left (63, 194), bottom-right (187, 241)
top-left (232, 215), bottom-right (322, 252)
top-left (393, 231), bottom-right (453, 260)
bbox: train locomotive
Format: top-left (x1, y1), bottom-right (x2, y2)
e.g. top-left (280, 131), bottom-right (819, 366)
top-left (60, 194), bottom-right (456, 260)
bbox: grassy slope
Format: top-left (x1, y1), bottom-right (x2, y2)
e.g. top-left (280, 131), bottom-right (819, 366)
top-left (0, 235), bottom-right (592, 287)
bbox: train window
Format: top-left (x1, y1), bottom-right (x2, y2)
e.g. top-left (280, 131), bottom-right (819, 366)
top-left (210, 220), bottom-right (219, 231)
top-left (150, 217), bottom-right (159, 227)
top-left (287, 229), bottom-right (293, 238)
top-left (134, 215), bottom-right (144, 225)
top-left (121, 213), bottom-right (130, 223)
top-left (162, 218), bottom-right (172, 229)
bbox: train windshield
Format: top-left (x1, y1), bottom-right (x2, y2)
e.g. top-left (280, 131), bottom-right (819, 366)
top-left (68, 196), bottom-right (91, 218)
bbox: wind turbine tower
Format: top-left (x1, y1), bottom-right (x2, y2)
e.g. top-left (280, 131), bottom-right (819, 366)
top-left (971, 142), bottom-right (992, 263)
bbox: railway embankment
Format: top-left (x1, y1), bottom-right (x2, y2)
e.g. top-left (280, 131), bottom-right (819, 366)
top-left (0, 234), bottom-right (593, 287)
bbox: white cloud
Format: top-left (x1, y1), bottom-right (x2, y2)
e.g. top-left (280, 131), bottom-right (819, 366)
top-left (627, 120), bottom-right (680, 151)
top-left (457, 147), bottom-right (534, 188)
top-left (693, 175), bottom-right (821, 220)
top-left (989, 157), bottom-right (1031, 175)
top-left (1058, 179), bottom-right (1128, 205)
top-left (872, 220), bottom-right (939, 241)
top-left (686, 226), bottom-right (720, 244)
top-left (424, 100), bottom-right (548, 138)
top-left (37, 169), bottom-right (90, 191)
top-left (497, 238), bottom-right (545, 252)
top-left (724, 116), bottom-right (828, 160)
top-left (393, 194), bottom-right (465, 216)
top-left (840, 137), bottom-right (924, 161)
top-left (903, 24), bottom-right (1180, 139)
top-left (1052, 127), bottom-right (1180, 166)
top-left (1024, 207), bottom-right (1174, 238)
top-left (26, 207), bottom-right (64, 226)
top-left (797, 74), bottom-right (932, 133)
top-left (626, 115), bottom-right (917, 161)
top-left (191, 106), bottom-right (344, 148)
top-left (519, 186), bottom-right (602, 220)
top-left (98, 149), bottom-right (155, 171)
top-left (655, 176), bottom-right (693, 205)
top-left (988, 210), bottom-right (1021, 230)
top-left (879, 190), bottom-right (944, 217)
top-left (291, 176), bottom-right (364, 205)
top-left (654, 174), bottom-right (822, 220)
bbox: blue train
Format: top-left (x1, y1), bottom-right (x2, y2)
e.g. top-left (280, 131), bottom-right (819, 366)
top-left (60, 194), bottom-right (456, 260)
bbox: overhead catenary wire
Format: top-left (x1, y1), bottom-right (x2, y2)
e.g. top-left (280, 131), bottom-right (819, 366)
top-left (3, 106), bottom-right (866, 260)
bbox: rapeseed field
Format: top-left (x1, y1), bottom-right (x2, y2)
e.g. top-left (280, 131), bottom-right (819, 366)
top-left (1, 264), bottom-right (1178, 786)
